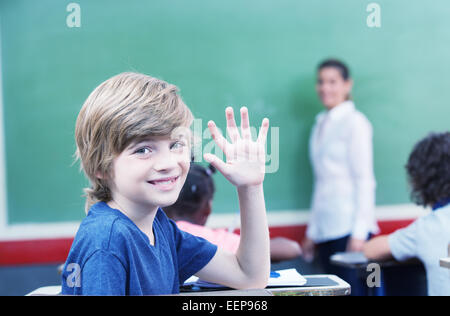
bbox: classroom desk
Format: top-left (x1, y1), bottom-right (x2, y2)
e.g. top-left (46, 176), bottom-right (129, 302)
top-left (178, 275), bottom-right (351, 296)
top-left (27, 275), bottom-right (351, 296)
top-left (330, 252), bottom-right (427, 296)
top-left (269, 274), bottom-right (350, 296)
top-left (330, 252), bottom-right (423, 269)
top-left (176, 289), bottom-right (273, 296)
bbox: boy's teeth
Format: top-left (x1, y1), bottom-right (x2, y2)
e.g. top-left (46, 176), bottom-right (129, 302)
top-left (150, 177), bottom-right (176, 184)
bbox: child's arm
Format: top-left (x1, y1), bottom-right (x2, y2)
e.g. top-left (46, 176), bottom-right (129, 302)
top-left (195, 107), bottom-right (270, 289)
top-left (363, 235), bottom-right (393, 261)
top-left (269, 237), bottom-right (302, 262)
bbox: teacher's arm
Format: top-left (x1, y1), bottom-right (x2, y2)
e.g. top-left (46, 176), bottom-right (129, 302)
top-left (347, 115), bottom-right (377, 251)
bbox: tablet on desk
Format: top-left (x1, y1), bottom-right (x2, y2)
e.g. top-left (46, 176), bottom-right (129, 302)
top-left (181, 268), bottom-right (307, 292)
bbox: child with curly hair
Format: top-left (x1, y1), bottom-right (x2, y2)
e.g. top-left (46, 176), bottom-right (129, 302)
top-left (363, 132), bottom-right (450, 296)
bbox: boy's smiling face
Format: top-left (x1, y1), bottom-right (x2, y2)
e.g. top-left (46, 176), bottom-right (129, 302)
top-left (107, 132), bottom-right (191, 212)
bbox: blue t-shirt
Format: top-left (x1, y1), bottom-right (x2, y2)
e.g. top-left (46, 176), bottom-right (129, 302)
top-left (61, 202), bottom-right (217, 295)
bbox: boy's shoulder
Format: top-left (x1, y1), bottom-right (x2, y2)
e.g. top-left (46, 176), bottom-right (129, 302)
top-left (73, 202), bottom-right (146, 255)
top-left (401, 205), bottom-right (450, 244)
top-left (420, 204), bottom-right (450, 227)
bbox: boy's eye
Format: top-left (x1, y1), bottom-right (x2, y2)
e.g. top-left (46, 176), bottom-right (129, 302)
top-left (135, 147), bottom-right (152, 155)
top-left (170, 141), bottom-right (186, 149)
top-left (171, 141), bottom-right (185, 150)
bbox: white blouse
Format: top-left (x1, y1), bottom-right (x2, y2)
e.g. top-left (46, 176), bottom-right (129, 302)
top-left (306, 101), bottom-right (379, 243)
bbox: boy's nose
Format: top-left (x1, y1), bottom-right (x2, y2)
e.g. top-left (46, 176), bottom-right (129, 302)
top-left (152, 152), bottom-right (178, 172)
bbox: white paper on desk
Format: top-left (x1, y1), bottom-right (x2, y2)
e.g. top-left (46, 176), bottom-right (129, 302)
top-left (267, 268), bottom-right (307, 287)
top-left (183, 268), bottom-right (306, 288)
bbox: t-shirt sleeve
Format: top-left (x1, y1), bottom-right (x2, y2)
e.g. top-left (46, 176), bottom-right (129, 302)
top-left (170, 219), bottom-right (218, 283)
top-left (79, 250), bottom-right (127, 295)
top-left (388, 220), bottom-right (419, 261)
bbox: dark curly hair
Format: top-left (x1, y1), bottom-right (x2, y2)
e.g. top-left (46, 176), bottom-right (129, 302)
top-left (406, 132), bottom-right (450, 207)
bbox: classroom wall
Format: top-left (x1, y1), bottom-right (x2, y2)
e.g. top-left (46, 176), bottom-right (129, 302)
top-left (1, 0), bottom-right (449, 227)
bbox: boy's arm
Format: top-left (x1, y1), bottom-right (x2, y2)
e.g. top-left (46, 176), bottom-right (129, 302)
top-left (196, 185), bottom-right (269, 289)
top-left (195, 107), bottom-right (270, 289)
top-left (363, 235), bottom-right (393, 261)
top-left (62, 250), bottom-right (126, 295)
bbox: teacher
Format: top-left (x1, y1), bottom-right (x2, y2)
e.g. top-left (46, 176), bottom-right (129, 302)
top-left (304, 59), bottom-right (379, 277)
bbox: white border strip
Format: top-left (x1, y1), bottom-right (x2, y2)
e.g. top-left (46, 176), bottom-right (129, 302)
top-left (0, 221), bottom-right (80, 241)
top-left (0, 204), bottom-right (429, 241)
top-left (0, 18), bottom-right (8, 230)
top-left (207, 203), bottom-right (429, 228)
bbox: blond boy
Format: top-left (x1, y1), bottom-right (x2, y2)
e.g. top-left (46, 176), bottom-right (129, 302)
top-left (61, 72), bottom-right (270, 295)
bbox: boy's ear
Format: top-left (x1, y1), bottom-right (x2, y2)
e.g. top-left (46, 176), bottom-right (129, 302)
top-left (95, 171), bottom-right (105, 179)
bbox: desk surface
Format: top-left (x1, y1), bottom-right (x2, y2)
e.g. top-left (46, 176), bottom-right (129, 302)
top-left (330, 252), bottom-right (422, 269)
top-left (178, 275), bottom-right (350, 296)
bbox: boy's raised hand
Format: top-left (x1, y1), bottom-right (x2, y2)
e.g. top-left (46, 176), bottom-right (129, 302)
top-left (204, 107), bottom-right (269, 188)
top-left (198, 106), bottom-right (270, 290)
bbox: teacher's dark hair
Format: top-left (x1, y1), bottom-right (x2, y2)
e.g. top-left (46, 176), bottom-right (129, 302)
top-left (406, 132), bottom-right (450, 207)
top-left (317, 59), bottom-right (351, 81)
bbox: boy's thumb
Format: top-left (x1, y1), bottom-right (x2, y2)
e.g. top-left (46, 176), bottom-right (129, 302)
top-left (203, 153), bottom-right (227, 175)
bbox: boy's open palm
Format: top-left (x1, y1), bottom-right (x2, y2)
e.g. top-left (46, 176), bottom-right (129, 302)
top-left (204, 107), bottom-right (269, 187)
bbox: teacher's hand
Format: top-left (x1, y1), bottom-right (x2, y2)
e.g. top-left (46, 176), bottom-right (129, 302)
top-left (346, 237), bottom-right (365, 252)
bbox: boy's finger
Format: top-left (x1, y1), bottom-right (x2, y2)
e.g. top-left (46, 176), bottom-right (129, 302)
top-left (240, 107), bottom-right (251, 140)
top-left (226, 107), bottom-right (241, 142)
top-left (208, 120), bottom-right (228, 153)
top-left (257, 118), bottom-right (270, 144)
top-left (203, 153), bottom-right (228, 175)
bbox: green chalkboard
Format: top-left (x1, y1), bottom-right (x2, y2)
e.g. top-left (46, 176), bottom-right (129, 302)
top-left (1, 0), bottom-right (449, 224)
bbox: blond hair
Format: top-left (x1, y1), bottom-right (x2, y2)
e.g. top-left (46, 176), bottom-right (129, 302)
top-left (75, 72), bottom-right (193, 212)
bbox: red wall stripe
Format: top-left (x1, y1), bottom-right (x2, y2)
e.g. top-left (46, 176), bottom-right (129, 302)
top-left (0, 238), bottom-right (74, 266)
top-left (0, 219), bottom-right (414, 266)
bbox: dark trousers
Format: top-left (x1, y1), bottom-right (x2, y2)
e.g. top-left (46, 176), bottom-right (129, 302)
top-left (316, 234), bottom-right (373, 296)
